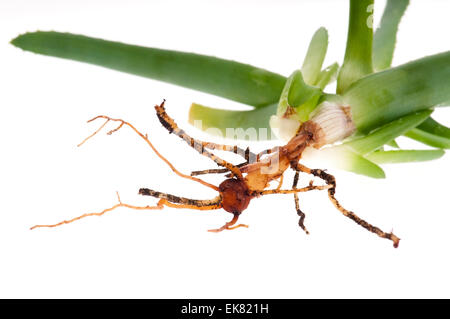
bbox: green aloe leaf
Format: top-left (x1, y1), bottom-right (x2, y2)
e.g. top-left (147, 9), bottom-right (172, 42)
top-left (188, 103), bottom-right (276, 140)
top-left (304, 145), bottom-right (385, 179)
top-left (416, 117), bottom-right (450, 139)
top-left (334, 146), bottom-right (386, 178)
top-left (301, 27), bottom-right (328, 85)
top-left (366, 149), bottom-right (445, 164)
top-left (337, 0), bottom-right (374, 94)
top-left (386, 139), bottom-right (400, 148)
top-left (344, 51), bottom-right (450, 133)
top-left (373, 0), bottom-right (410, 71)
top-left (287, 71), bottom-right (322, 121)
top-left (404, 129), bottom-right (450, 149)
top-left (344, 110), bottom-right (432, 155)
top-left (314, 62), bottom-right (339, 90)
top-left (11, 31), bottom-right (285, 108)
top-left (275, 70), bottom-right (322, 122)
top-left (276, 70), bottom-right (298, 116)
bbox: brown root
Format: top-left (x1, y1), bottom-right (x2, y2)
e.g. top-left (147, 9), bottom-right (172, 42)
top-left (292, 171), bottom-right (309, 235)
top-left (207, 213), bottom-right (249, 233)
top-left (78, 111), bottom-right (219, 192)
top-left (296, 163), bottom-right (400, 248)
top-left (30, 192), bottom-right (163, 230)
top-left (155, 101), bottom-right (243, 179)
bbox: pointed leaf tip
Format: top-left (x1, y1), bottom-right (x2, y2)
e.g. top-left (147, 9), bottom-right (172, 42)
top-left (373, 0), bottom-right (410, 71)
top-left (301, 27), bottom-right (329, 86)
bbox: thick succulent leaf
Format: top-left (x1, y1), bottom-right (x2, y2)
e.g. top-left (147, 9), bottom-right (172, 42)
top-left (386, 140), bottom-right (399, 148)
top-left (287, 71), bottom-right (322, 121)
top-left (366, 149), bottom-right (445, 164)
top-left (404, 129), bottom-right (450, 149)
top-left (344, 110), bottom-right (432, 155)
top-left (301, 27), bottom-right (328, 85)
top-left (302, 145), bottom-right (385, 179)
top-left (276, 70), bottom-right (298, 116)
top-left (314, 62), bottom-right (339, 90)
top-left (276, 70), bottom-right (322, 122)
top-left (11, 31), bottom-right (286, 107)
top-left (344, 51), bottom-right (450, 133)
top-left (337, 0), bottom-right (374, 94)
top-left (188, 103), bottom-right (276, 140)
top-left (417, 117), bottom-right (450, 139)
top-left (373, 0), bottom-right (410, 71)
top-left (439, 99), bottom-right (450, 107)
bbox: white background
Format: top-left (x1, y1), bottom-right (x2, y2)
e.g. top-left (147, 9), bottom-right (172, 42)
top-left (1, 0), bottom-right (449, 298)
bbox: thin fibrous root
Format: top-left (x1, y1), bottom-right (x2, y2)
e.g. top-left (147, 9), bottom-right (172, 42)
top-left (189, 147), bottom-right (279, 175)
top-left (256, 146), bottom-right (280, 161)
top-left (189, 147), bottom-right (281, 177)
top-left (255, 184), bottom-right (332, 196)
top-left (30, 192), bottom-right (163, 230)
top-left (207, 213), bottom-right (249, 233)
top-left (190, 163), bottom-right (248, 177)
top-left (190, 146), bottom-right (281, 177)
top-left (191, 168), bottom-right (231, 176)
top-left (107, 122), bottom-right (124, 135)
top-left (77, 113), bottom-right (219, 191)
top-left (276, 174), bottom-right (284, 191)
top-left (77, 118), bottom-right (109, 147)
top-left (296, 163), bottom-right (400, 248)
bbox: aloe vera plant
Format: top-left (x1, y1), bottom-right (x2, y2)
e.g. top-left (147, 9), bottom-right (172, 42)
top-left (10, 0), bottom-right (449, 178)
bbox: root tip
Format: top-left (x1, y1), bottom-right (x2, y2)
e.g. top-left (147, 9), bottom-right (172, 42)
top-left (392, 237), bottom-right (400, 248)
